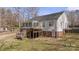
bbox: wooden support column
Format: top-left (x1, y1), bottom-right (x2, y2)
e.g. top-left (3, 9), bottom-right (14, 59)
top-left (32, 30), bottom-right (34, 38)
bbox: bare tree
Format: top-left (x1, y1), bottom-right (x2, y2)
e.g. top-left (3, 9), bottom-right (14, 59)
top-left (66, 11), bottom-right (75, 27)
top-left (14, 7), bottom-right (22, 29)
top-left (25, 7), bottom-right (39, 20)
top-left (20, 8), bottom-right (27, 22)
top-left (66, 10), bottom-right (79, 33)
top-left (14, 7), bottom-right (39, 27)
top-left (0, 7), bottom-right (25, 32)
top-left (0, 8), bottom-right (6, 28)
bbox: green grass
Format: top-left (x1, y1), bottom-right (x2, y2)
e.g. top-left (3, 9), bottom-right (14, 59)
top-left (0, 33), bottom-right (79, 51)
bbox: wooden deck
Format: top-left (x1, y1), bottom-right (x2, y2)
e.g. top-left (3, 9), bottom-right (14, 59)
top-left (20, 28), bottom-right (58, 38)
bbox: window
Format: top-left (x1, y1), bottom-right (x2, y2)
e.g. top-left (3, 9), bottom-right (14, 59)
top-left (49, 22), bottom-right (53, 26)
top-left (43, 22), bottom-right (45, 27)
top-left (28, 22), bottom-right (32, 27)
top-left (33, 22), bottom-right (38, 27)
top-left (24, 22), bottom-right (32, 27)
top-left (22, 22), bottom-right (32, 27)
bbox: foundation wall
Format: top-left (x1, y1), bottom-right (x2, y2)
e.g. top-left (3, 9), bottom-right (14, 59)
top-left (57, 31), bottom-right (64, 37)
top-left (42, 31), bottom-right (52, 37)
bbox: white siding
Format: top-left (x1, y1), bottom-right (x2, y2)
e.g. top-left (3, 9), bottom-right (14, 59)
top-left (57, 13), bottom-right (68, 32)
top-left (32, 21), bottom-right (43, 29)
top-left (42, 20), bottom-right (56, 31)
top-left (42, 21), bottom-right (49, 31)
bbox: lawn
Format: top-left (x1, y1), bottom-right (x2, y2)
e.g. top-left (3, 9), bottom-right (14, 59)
top-left (0, 33), bottom-right (79, 51)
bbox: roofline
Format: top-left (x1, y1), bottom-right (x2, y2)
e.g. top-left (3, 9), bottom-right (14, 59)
top-left (38, 11), bottom-right (64, 17)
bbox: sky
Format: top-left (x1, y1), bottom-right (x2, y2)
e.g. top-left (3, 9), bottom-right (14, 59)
top-left (10, 7), bottom-right (79, 16)
top-left (38, 7), bottom-right (67, 16)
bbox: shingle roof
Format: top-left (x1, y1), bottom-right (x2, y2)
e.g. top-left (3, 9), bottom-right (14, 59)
top-left (32, 11), bottom-right (64, 21)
